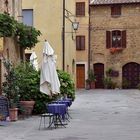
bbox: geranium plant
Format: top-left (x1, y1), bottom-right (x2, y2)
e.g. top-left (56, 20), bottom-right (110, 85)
top-left (110, 47), bottom-right (123, 54)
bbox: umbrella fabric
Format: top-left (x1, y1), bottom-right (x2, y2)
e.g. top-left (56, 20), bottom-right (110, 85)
top-left (30, 51), bottom-right (38, 71)
top-left (40, 41), bottom-right (60, 95)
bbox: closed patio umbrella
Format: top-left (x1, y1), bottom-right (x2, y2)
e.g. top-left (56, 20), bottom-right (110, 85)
top-left (30, 51), bottom-right (38, 71)
top-left (40, 41), bottom-right (60, 96)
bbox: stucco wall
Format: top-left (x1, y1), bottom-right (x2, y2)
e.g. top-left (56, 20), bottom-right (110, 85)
top-left (76, 0), bottom-right (89, 62)
top-left (22, 0), bottom-right (77, 81)
top-left (75, 0), bottom-right (89, 82)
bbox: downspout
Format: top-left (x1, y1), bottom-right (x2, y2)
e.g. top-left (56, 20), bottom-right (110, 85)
top-left (62, 0), bottom-right (65, 71)
top-left (88, 0), bottom-right (91, 73)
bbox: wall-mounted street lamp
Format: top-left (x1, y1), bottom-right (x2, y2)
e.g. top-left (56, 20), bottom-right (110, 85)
top-left (65, 9), bottom-right (79, 40)
top-left (62, 0), bottom-right (79, 70)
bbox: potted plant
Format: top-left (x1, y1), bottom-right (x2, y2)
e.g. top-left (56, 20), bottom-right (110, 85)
top-left (85, 79), bottom-right (91, 90)
top-left (14, 62), bottom-right (37, 116)
top-left (2, 59), bottom-right (19, 121)
top-left (86, 70), bottom-right (96, 89)
top-left (57, 70), bottom-right (75, 101)
top-left (103, 77), bottom-right (117, 89)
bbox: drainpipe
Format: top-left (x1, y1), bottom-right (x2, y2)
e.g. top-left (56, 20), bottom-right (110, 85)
top-left (88, 0), bottom-right (91, 73)
top-left (62, 0), bottom-right (65, 71)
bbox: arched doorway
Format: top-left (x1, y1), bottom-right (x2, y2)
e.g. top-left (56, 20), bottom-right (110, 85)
top-left (122, 62), bottom-right (140, 89)
top-left (94, 63), bottom-right (104, 88)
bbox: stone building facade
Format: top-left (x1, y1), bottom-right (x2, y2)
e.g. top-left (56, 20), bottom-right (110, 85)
top-left (0, 0), bottom-right (22, 92)
top-left (90, 0), bottom-right (140, 88)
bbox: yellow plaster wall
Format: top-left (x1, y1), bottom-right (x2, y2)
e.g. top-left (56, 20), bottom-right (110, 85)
top-left (75, 0), bottom-right (89, 63)
top-left (22, 0), bottom-right (76, 77)
top-left (23, 0), bottom-right (62, 69)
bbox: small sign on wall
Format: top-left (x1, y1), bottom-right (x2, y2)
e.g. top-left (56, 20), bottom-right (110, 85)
top-left (0, 37), bottom-right (3, 51)
top-left (0, 38), bottom-right (3, 59)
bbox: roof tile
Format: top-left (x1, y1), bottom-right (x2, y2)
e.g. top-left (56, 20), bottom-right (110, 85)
top-left (90, 0), bottom-right (140, 5)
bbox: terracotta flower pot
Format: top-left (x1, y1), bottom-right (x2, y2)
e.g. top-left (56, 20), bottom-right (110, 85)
top-left (90, 81), bottom-right (95, 89)
top-left (9, 108), bottom-right (18, 121)
top-left (19, 101), bottom-right (35, 116)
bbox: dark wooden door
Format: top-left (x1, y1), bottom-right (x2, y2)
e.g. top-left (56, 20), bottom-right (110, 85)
top-left (93, 63), bottom-right (104, 88)
top-left (76, 64), bottom-right (85, 88)
top-left (122, 62), bottom-right (140, 88)
top-left (94, 63), bottom-right (104, 88)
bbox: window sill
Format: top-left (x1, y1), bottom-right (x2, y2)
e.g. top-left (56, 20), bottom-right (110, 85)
top-left (111, 15), bottom-right (121, 18)
top-left (76, 15), bottom-right (85, 17)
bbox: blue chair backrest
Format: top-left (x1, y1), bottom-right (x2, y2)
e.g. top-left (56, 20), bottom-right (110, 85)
top-left (0, 96), bottom-right (9, 121)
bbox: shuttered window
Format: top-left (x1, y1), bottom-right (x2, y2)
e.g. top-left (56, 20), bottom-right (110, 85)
top-left (76, 2), bottom-right (85, 16)
top-left (76, 36), bottom-right (85, 50)
top-left (112, 30), bottom-right (121, 48)
top-left (111, 5), bottom-right (121, 17)
top-left (106, 30), bottom-right (126, 48)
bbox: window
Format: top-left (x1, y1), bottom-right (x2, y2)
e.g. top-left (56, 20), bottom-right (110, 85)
top-left (25, 53), bottom-right (31, 62)
top-left (76, 2), bottom-right (85, 16)
top-left (76, 36), bottom-right (85, 50)
top-left (22, 9), bottom-right (33, 26)
top-left (112, 30), bottom-right (121, 48)
top-left (111, 5), bottom-right (121, 17)
top-left (106, 30), bottom-right (126, 48)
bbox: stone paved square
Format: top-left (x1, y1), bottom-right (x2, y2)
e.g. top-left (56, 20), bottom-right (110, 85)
top-left (1, 89), bottom-right (140, 140)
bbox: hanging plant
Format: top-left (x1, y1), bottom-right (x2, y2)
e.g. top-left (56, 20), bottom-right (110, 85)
top-left (16, 23), bottom-right (41, 49)
top-left (0, 13), bottom-right (16, 37)
top-left (0, 13), bottom-right (41, 49)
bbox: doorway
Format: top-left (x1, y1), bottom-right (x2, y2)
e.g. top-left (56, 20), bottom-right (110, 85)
top-left (76, 64), bottom-right (85, 88)
top-left (94, 63), bottom-right (104, 88)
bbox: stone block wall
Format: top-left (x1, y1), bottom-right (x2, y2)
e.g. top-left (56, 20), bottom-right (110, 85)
top-left (90, 4), bottom-right (140, 87)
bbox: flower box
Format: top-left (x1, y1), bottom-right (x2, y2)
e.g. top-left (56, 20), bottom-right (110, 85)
top-left (110, 47), bottom-right (123, 54)
top-left (107, 70), bottom-right (119, 77)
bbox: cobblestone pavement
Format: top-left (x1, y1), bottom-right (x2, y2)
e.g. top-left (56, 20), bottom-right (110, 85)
top-left (1, 89), bottom-right (140, 140)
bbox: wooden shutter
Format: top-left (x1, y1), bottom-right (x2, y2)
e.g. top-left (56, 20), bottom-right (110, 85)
top-left (76, 3), bottom-right (80, 16)
top-left (76, 36), bottom-right (85, 50)
top-left (81, 36), bottom-right (85, 50)
top-left (76, 36), bottom-right (80, 50)
top-left (81, 2), bottom-right (85, 16)
top-left (76, 2), bottom-right (85, 16)
top-left (122, 30), bottom-right (126, 48)
top-left (106, 31), bottom-right (111, 48)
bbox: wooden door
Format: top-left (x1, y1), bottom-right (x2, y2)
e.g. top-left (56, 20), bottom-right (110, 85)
top-left (94, 63), bottom-right (104, 88)
top-left (76, 64), bottom-right (85, 88)
top-left (122, 62), bottom-right (140, 88)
